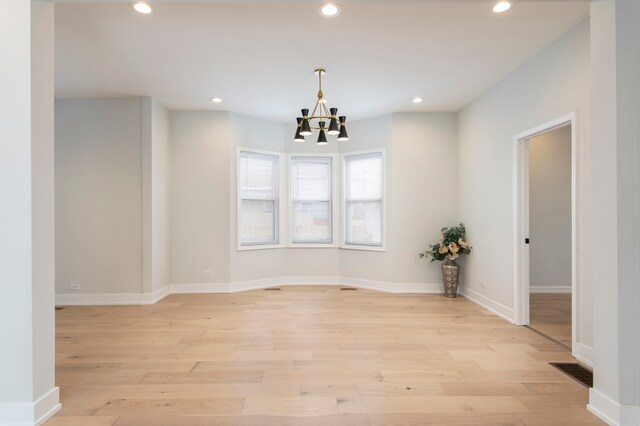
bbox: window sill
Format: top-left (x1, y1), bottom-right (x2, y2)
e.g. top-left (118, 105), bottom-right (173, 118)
top-left (340, 244), bottom-right (386, 252)
top-left (236, 244), bottom-right (386, 252)
top-left (237, 243), bottom-right (282, 251)
top-left (287, 243), bottom-right (340, 249)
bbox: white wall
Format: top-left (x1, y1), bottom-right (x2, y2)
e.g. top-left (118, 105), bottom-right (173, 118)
top-left (528, 126), bottom-right (572, 290)
top-left (338, 112), bottom-right (459, 286)
top-left (169, 111), bottom-right (457, 288)
top-left (55, 98), bottom-right (144, 295)
top-left (0, 0), bottom-right (59, 423)
top-left (0, 0), bottom-right (36, 408)
top-left (390, 112), bottom-right (458, 285)
top-left (457, 20), bottom-right (592, 349)
top-left (589, 0), bottom-right (640, 423)
top-left (151, 100), bottom-right (171, 293)
top-left (170, 111), bottom-right (231, 285)
top-left (31, 0), bottom-right (57, 413)
top-left (55, 97), bottom-right (173, 301)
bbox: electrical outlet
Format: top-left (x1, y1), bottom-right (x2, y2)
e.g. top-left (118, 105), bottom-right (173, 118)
top-left (203, 270), bottom-right (213, 277)
top-left (69, 283), bottom-right (80, 291)
top-left (480, 280), bottom-right (487, 288)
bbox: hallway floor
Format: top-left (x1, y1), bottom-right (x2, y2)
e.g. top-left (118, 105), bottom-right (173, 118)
top-left (48, 287), bottom-right (601, 425)
top-left (530, 293), bottom-right (572, 348)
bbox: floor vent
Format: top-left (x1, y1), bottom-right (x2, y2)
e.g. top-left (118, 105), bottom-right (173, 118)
top-left (340, 287), bottom-right (358, 291)
top-left (265, 287), bottom-right (281, 291)
top-left (55, 307), bottom-right (63, 311)
top-left (549, 362), bottom-right (593, 387)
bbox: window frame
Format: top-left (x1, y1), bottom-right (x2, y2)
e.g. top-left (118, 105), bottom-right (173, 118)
top-left (236, 147), bottom-right (285, 251)
top-left (341, 148), bottom-right (387, 252)
top-left (287, 153), bottom-right (340, 248)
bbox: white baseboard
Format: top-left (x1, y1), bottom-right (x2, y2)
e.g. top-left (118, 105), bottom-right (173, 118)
top-left (340, 277), bottom-right (443, 294)
top-left (141, 285), bottom-right (171, 304)
top-left (171, 276), bottom-right (443, 295)
top-left (529, 285), bottom-right (572, 293)
top-left (34, 388), bottom-right (60, 426)
top-left (573, 342), bottom-right (594, 368)
top-left (0, 387), bottom-right (60, 426)
top-left (58, 277), bottom-right (444, 305)
top-left (56, 292), bottom-right (146, 306)
top-left (588, 388), bottom-right (640, 426)
top-left (56, 286), bottom-right (171, 306)
top-left (458, 286), bottom-right (515, 324)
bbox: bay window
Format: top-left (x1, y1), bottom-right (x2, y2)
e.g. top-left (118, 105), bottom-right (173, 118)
top-left (237, 147), bottom-right (384, 251)
top-left (343, 150), bottom-right (385, 248)
top-left (290, 156), bottom-right (334, 244)
top-left (238, 150), bottom-right (280, 247)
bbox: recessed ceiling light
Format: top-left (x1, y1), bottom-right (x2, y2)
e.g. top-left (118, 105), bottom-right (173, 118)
top-left (413, 97), bottom-right (424, 104)
top-left (492, 1), bottom-right (512, 13)
top-left (132, 2), bottom-right (152, 14)
top-left (210, 97), bottom-right (222, 103)
top-left (320, 3), bottom-right (341, 17)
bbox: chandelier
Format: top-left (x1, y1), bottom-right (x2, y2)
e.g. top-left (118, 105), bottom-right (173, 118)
top-left (294, 68), bottom-right (349, 145)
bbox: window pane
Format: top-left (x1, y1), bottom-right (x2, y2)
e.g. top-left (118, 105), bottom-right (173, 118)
top-left (240, 152), bottom-right (277, 200)
top-left (346, 201), bottom-right (382, 246)
top-left (291, 156), bottom-right (333, 244)
top-left (240, 200), bottom-right (276, 245)
top-left (292, 157), bottom-right (331, 201)
top-left (292, 201), bottom-right (331, 243)
top-left (345, 153), bottom-right (382, 200)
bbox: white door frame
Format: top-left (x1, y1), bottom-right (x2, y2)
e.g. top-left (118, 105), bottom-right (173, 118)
top-left (513, 112), bottom-right (577, 354)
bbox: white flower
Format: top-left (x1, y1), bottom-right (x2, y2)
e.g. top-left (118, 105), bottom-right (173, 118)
top-left (448, 242), bottom-right (459, 254)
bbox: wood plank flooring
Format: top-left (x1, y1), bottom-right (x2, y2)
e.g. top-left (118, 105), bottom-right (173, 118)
top-left (48, 286), bottom-right (602, 425)
top-left (530, 293), bottom-right (572, 348)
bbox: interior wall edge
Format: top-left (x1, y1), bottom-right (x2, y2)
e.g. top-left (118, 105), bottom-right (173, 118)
top-left (574, 342), bottom-right (594, 368)
top-left (588, 388), bottom-right (640, 426)
top-left (0, 387), bottom-right (61, 426)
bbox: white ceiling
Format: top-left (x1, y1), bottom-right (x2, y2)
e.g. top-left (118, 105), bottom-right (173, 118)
top-left (55, 2), bottom-right (589, 122)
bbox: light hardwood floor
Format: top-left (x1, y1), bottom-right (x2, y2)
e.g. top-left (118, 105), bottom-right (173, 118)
top-left (530, 293), bottom-right (572, 348)
top-left (47, 286), bottom-right (602, 425)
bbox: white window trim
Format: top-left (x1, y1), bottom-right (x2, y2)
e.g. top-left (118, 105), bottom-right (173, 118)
top-left (340, 148), bottom-right (387, 252)
top-left (286, 153), bottom-right (340, 248)
top-left (236, 147), bottom-right (286, 251)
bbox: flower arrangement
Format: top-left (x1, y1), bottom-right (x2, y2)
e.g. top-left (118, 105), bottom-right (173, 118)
top-left (419, 223), bottom-right (472, 262)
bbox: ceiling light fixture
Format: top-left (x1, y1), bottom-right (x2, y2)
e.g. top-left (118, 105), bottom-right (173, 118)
top-left (413, 97), bottom-right (424, 103)
top-left (320, 3), bottom-right (341, 17)
top-left (132, 2), bottom-right (152, 14)
top-left (294, 68), bottom-right (348, 145)
top-left (210, 97), bottom-right (222, 103)
top-left (492, 1), bottom-right (512, 13)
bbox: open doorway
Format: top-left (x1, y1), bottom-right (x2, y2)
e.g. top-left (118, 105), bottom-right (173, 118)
top-left (513, 113), bottom-right (577, 354)
top-left (528, 125), bottom-right (572, 348)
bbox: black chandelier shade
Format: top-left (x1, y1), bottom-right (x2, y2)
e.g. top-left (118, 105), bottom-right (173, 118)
top-left (317, 121), bottom-right (328, 145)
top-left (337, 116), bottom-right (349, 141)
top-left (294, 117), bottom-right (305, 142)
top-left (300, 109), bottom-right (312, 136)
top-left (328, 108), bottom-right (340, 135)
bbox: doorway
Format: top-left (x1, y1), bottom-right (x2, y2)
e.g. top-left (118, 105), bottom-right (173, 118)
top-left (513, 113), bottom-right (577, 353)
